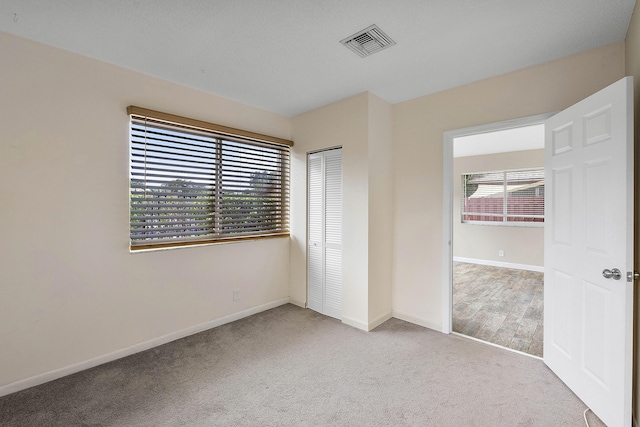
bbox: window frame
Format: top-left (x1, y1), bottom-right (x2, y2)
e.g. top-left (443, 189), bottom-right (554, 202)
top-left (128, 106), bottom-right (292, 251)
top-left (460, 167), bottom-right (545, 227)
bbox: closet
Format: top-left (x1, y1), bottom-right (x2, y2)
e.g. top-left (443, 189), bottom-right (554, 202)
top-left (307, 148), bottom-right (342, 319)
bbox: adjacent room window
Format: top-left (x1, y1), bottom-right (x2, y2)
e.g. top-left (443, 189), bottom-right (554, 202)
top-left (128, 106), bottom-right (292, 250)
top-left (461, 168), bottom-right (544, 225)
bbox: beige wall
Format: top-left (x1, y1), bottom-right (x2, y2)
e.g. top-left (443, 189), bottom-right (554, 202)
top-left (290, 93), bottom-right (370, 328)
top-left (290, 92), bottom-right (394, 330)
top-left (392, 42), bottom-right (625, 329)
top-left (624, 2), bottom-right (640, 424)
top-left (367, 94), bottom-right (394, 326)
top-left (0, 33), bottom-right (291, 390)
top-left (453, 149), bottom-right (544, 267)
top-left (1, 22), bottom-right (636, 409)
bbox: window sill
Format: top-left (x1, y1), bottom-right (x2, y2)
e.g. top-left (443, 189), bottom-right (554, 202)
top-left (461, 221), bottom-right (544, 228)
top-left (129, 233), bottom-right (290, 253)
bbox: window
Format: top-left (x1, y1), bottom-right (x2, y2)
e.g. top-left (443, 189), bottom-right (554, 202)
top-left (461, 168), bottom-right (544, 225)
top-left (128, 106), bottom-right (291, 250)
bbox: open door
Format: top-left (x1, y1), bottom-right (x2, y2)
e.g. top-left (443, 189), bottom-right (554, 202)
top-left (544, 77), bottom-right (634, 427)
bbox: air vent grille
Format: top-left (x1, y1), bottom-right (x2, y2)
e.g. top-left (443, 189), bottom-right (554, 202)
top-left (340, 24), bottom-right (396, 58)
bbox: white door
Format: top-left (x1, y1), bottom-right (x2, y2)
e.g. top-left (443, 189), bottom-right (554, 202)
top-left (308, 148), bottom-right (342, 319)
top-left (544, 77), bottom-right (634, 427)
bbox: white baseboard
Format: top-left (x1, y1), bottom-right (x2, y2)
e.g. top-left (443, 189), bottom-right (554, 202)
top-left (453, 256), bottom-right (544, 273)
top-left (341, 315), bottom-right (369, 331)
top-left (392, 310), bottom-right (441, 332)
top-left (368, 311), bottom-right (393, 331)
top-left (288, 298), bottom-right (306, 308)
top-left (0, 297), bottom-right (291, 398)
top-left (340, 312), bottom-right (393, 332)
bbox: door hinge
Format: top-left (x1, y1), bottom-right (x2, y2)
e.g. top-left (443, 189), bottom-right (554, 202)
top-left (627, 271), bottom-right (639, 282)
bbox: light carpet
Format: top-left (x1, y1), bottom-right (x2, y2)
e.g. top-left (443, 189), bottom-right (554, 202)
top-left (0, 304), bottom-right (604, 426)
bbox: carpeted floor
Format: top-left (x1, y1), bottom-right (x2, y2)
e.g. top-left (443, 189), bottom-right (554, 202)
top-left (0, 304), bottom-right (603, 426)
top-left (453, 262), bottom-right (544, 357)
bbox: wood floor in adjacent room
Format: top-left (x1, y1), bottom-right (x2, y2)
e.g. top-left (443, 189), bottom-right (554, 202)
top-left (453, 262), bottom-right (544, 357)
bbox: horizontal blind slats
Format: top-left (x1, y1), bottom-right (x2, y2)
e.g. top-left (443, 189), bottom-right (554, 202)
top-left (131, 229), bottom-right (217, 242)
top-left (131, 218), bottom-right (215, 226)
top-left (461, 169), bottom-right (544, 224)
top-left (131, 209), bottom-right (214, 216)
top-left (130, 112), bottom-right (289, 248)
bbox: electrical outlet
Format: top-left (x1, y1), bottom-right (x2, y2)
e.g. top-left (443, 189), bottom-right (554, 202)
top-left (233, 290), bottom-right (240, 301)
top-left (498, 250), bottom-right (505, 257)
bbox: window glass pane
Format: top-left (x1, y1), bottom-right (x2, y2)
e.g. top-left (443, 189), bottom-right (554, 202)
top-left (219, 140), bottom-right (287, 235)
top-left (461, 168), bottom-right (544, 225)
top-left (130, 115), bottom-right (289, 248)
top-left (506, 169), bottom-right (544, 222)
top-left (462, 172), bottom-right (504, 222)
top-left (130, 119), bottom-right (217, 245)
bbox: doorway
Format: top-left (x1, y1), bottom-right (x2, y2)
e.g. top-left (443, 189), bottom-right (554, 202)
top-left (442, 114), bottom-right (552, 357)
top-left (442, 78), bottom-right (634, 427)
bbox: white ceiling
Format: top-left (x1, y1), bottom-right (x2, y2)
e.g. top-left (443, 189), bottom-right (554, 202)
top-left (453, 124), bottom-right (545, 158)
top-left (0, 1), bottom-right (635, 117)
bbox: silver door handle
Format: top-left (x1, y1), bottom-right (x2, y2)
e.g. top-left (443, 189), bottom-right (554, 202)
top-left (602, 268), bottom-right (622, 280)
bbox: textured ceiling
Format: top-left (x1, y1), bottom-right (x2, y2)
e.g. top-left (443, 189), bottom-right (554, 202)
top-left (0, 0), bottom-right (635, 116)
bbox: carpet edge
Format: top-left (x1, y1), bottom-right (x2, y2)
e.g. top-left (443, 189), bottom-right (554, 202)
top-left (0, 297), bottom-right (291, 398)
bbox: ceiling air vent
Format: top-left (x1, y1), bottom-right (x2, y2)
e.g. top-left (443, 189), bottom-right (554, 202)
top-left (340, 24), bottom-right (396, 58)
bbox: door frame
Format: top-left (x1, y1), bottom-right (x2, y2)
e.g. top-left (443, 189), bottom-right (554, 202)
top-left (441, 113), bottom-right (555, 333)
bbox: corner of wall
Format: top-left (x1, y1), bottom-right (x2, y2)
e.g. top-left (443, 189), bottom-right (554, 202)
top-left (366, 94), bottom-right (395, 325)
top-left (290, 93), bottom-right (370, 327)
top-left (290, 92), bottom-right (398, 329)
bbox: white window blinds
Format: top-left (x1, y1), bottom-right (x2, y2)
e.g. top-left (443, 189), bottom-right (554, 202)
top-left (461, 168), bottom-right (544, 224)
top-left (129, 109), bottom-right (290, 249)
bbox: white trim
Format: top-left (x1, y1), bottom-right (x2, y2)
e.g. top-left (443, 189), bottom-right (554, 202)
top-left (288, 298), bottom-right (306, 308)
top-left (341, 315), bottom-right (369, 331)
top-left (0, 297), bottom-right (291, 398)
top-left (453, 256), bottom-right (544, 273)
top-left (368, 311), bottom-right (393, 331)
top-left (442, 132), bottom-right (454, 333)
top-left (442, 113), bottom-right (554, 336)
top-left (392, 311), bottom-right (441, 332)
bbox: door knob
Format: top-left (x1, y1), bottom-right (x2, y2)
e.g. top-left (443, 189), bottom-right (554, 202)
top-left (602, 268), bottom-right (622, 280)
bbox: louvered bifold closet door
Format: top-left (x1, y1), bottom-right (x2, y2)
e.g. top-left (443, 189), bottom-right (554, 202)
top-left (307, 149), bottom-right (342, 320)
top-left (322, 149), bottom-right (342, 319)
top-left (307, 153), bottom-right (323, 314)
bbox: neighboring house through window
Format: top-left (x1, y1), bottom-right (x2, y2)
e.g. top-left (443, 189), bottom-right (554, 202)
top-left (461, 168), bottom-right (544, 225)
